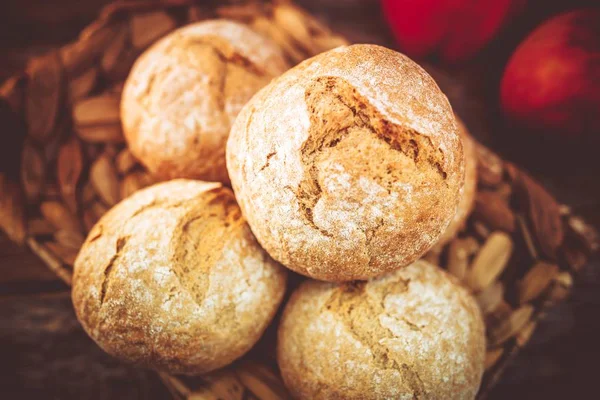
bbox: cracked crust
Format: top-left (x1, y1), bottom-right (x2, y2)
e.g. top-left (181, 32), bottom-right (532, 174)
top-left (227, 44), bottom-right (464, 281)
top-left (277, 260), bottom-right (485, 400)
top-left (121, 20), bottom-right (288, 183)
top-left (435, 117), bottom-right (478, 247)
top-left (72, 180), bottom-right (287, 375)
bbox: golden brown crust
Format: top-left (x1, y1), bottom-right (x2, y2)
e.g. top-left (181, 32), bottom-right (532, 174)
top-left (227, 44), bottom-right (464, 281)
top-left (72, 180), bottom-right (287, 375)
top-left (435, 117), bottom-right (478, 247)
top-left (121, 20), bottom-right (288, 183)
top-left (277, 260), bottom-right (485, 399)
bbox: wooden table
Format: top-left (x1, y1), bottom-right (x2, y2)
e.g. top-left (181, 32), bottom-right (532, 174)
top-left (1, 1), bottom-right (599, 399)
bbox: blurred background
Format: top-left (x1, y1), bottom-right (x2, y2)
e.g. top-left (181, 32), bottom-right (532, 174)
top-left (0, 0), bottom-right (598, 399)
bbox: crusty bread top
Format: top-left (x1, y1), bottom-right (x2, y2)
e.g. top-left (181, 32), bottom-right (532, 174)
top-left (122, 20), bottom-right (288, 182)
top-left (72, 180), bottom-right (287, 374)
top-left (278, 260), bottom-right (485, 399)
top-left (227, 44), bottom-right (464, 281)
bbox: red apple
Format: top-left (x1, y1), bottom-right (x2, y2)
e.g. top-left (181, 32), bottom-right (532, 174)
top-left (501, 9), bottom-right (600, 139)
top-left (382, 0), bottom-right (524, 63)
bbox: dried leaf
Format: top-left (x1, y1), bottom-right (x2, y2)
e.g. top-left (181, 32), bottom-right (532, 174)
top-left (475, 145), bottom-right (503, 187)
top-left (476, 281), bottom-right (504, 315)
top-left (90, 154), bottom-right (120, 206)
top-left (216, 3), bottom-right (261, 20)
top-left (189, 368), bottom-right (245, 400)
top-left (546, 271), bottom-right (573, 303)
top-left (81, 180), bottom-right (97, 205)
top-left (27, 218), bottom-right (54, 236)
top-left (312, 35), bottom-right (349, 53)
top-left (566, 215), bottom-right (600, 254)
top-left (54, 229), bottom-right (84, 251)
top-left (473, 191), bottom-right (515, 232)
top-left (0, 106), bottom-right (24, 184)
top-left (43, 182), bottom-right (61, 200)
top-left (101, 24), bottom-right (129, 74)
top-left (157, 373), bottom-right (189, 400)
top-left (187, 387), bottom-right (221, 399)
top-left (462, 236), bottom-right (481, 254)
top-left (68, 67), bottom-right (98, 102)
top-left (42, 117), bottom-right (66, 163)
top-left (235, 361), bottom-right (289, 400)
top-left (73, 94), bottom-right (120, 126)
top-left (45, 241), bottom-right (78, 266)
top-left (57, 136), bottom-right (84, 212)
top-left (90, 200), bottom-right (109, 219)
top-left (466, 232), bottom-right (513, 292)
top-left (84, 202), bottom-right (104, 237)
top-left (302, 5), bottom-right (339, 37)
top-left (484, 302), bottom-right (513, 346)
top-left (187, 6), bottom-right (203, 22)
top-left (0, 75), bottom-right (26, 112)
top-left (516, 321), bottom-right (537, 347)
top-left (447, 238), bottom-right (471, 280)
top-left (559, 204), bottom-right (571, 215)
top-left (60, 21), bottom-right (122, 75)
top-left (21, 143), bottom-right (45, 202)
top-left (0, 174), bottom-right (26, 244)
top-left (83, 207), bottom-right (99, 232)
top-left (517, 214), bottom-right (538, 261)
top-left (496, 182), bottom-right (512, 200)
top-left (473, 221), bottom-right (490, 240)
top-left (506, 163), bottom-right (563, 260)
top-left (115, 148), bottom-right (138, 175)
top-left (488, 305), bottom-right (534, 347)
top-left (518, 262), bottom-right (559, 304)
top-left (76, 125), bottom-right (124, 143)
top-left (273, 5), bottom-right (313, 51)
top-left (120, 170), bottom-right (152, 200)
top-left (108, 82), bottom-right (124, 95)
top-left (103, 31), bottom-right (139, 81)
top-left (485, 348), bottom-right (504, 370)
top-left (130, 11), bottom-right (176, 49)
top-left (484, 299), bottom-right (511, 325)
top-left (560, 245), bottom-right (587, 272)
top-left (40, 201), bottom-right (81, 233)
top-left (104, 144), bottom-right (120, 158)
top-left (252, 17), bottom-right (305, 64)
top-left (26, 52), bottom-right (63, 141)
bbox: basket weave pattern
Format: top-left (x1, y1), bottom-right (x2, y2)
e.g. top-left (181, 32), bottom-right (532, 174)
top-left (0, 1), bottom-right (598, 399)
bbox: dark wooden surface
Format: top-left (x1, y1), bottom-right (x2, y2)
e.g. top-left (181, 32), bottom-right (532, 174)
top-left (0, 0), bottom-right (599, 399)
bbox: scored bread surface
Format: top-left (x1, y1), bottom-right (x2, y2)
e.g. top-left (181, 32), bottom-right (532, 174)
top-left (72, 179), bottom-right (287, 375)
top-left (277, 260), bottom-right (486, 399)
top-left (122, 20), bottom-right (289, 183)
top-left (227, 44), bottom-right (464, 281)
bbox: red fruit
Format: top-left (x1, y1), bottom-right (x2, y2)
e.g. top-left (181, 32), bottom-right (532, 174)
top-left (382, 0), bottom-right (523, 63)
top-left (500, 9), bottom-right (600, 138)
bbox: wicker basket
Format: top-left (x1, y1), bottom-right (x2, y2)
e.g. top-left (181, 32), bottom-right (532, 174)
top-left (0, 0), bottom-right (598, 399)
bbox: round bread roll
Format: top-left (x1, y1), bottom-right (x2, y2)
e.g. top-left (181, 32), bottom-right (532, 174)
top-left (278, 260), bottom-right (485, 399)
top-left (72, 180), bottom-right (287, 375)
top-left (121, 20), bottom-right (288, 183)
top-left (434, 117), bottom-right (478, 247)
top-left (227, 44), bottom-right (464, 281)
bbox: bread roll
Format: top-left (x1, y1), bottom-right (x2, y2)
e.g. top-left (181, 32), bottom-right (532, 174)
top-left (72, 180), bottom-right (287, 375)
top-left (121, 20), bottom-right (288, 183)
top-left (227, 44), bottom-right (464, 281)
top-left (278, 260), bottom-right (485, 399)
top-left (435, 117), bottom-right (478, 247)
